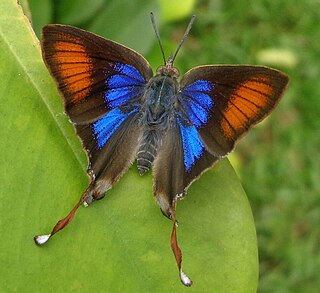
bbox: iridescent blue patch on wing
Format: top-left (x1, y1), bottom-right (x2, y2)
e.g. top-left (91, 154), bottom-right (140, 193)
top-left (113, 63), bottom-right (145, 83)
top-left (104, 63), bottom-right (146, 108)
top-left (178, 121), bottom-right (205, 171)
top-left (184, 80), bottom-right (214, 92)
top-left (105, 86), bottom-right (143, 108)
top-left (181, 80), bottom-right (215, 127)
top-left (183, 91), bottom-right (213, 110)
top-left (107, 74), bottom-right (143, 88)
top-left (183, 97), bottom-right (211, 127)
top-left (92, 108), bottom-right (137, 149)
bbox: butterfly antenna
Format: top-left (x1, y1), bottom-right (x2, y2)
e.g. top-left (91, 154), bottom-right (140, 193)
top-left (170, 15), bottom-right (196, 65)
top-left (150, 12), bottom-right (167, 65)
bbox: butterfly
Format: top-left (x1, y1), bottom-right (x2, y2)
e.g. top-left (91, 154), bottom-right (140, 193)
top-left (34, 13), bottom-right (289, 286)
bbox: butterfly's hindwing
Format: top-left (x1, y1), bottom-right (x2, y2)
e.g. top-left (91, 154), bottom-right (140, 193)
top-left (153, 117), bottom-right (219, 216)
top-left (153, 122), bottom-right (184, 216)
top-left (177, 117), bottom-right (220, 182)
top-left (76, 110), bottom-right (142, 182)
top-left (91, 107), bottom-right (139, 149)
top-left (177, 120), bottom-right (206, 172)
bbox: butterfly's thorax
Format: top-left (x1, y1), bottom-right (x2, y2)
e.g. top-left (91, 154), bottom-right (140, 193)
top-left (137, 74), bottom-right (179, 175)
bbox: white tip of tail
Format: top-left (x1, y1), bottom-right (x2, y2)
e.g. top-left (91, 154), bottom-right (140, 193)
top-left (83, 201), bottom-right (89, 207)
top-left (34, 234), bottom-right (51, 245)
top-left (180, 270), bottom-right (192, 287)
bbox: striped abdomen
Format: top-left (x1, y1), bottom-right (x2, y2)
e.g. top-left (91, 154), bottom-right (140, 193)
top-left (137, 130), bottom-right (161, 175)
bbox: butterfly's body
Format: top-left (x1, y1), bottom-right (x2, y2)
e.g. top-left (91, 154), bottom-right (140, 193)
top-left (137, 73), bottom-right (178, 175)
top-left (35, 18), bottom-right (289, 287)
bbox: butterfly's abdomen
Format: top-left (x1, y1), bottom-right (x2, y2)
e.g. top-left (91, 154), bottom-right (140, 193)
top-left (137, 130), bottom-right (161, 175)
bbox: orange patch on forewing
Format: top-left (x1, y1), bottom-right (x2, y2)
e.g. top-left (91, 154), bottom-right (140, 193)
top-left (54, 41), bottom-right (87, 53)
top-left (220, 78), bottom-right (275, 139)
top-left (53, 41), bottom-right (92, 103)
top-left (237, 80), bottom-right (274, 108)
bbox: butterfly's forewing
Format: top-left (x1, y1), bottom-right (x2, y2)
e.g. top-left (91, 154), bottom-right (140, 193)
top-left (180, 66), bottom-right (289, 158)
top-left (42, 25), bottom-right (153, 124)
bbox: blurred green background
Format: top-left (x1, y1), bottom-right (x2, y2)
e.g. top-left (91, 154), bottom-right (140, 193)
top-left (23, 0), bottom-right (320, 292)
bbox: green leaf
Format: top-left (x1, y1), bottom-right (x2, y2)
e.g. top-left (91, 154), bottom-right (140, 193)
top-left (0, 1), bottom-right (258, 292)
top-left (18, 0), bottom-right (32, 21)
top-left (28, 0), bottom-right (53, 37)
top-left (55, 0), bottom-right (105, 26)
top-left (87, 0), bottom-right (159, 55)
top-left (158, 0), bottom-right (195, 22)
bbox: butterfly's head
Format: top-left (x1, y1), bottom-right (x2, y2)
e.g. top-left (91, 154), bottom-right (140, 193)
top-left (156, 59), bottom-right (180, 78)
